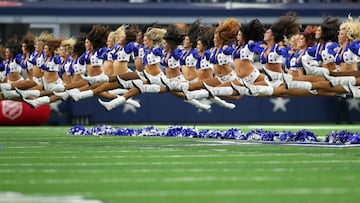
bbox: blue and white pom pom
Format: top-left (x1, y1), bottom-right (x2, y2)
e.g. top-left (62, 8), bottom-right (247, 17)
top-left (137, 126), bottom-right (162, 136)
top-left (224, 128), bottom-right (246, 140)
top-left (68, 125), bottom-right (91, 135)
top-left (325, 130), bottom-right (360, 144)
top-left (90, 125), bottom-right (116, 136)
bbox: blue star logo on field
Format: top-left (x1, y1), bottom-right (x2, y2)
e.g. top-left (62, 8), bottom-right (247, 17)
top-left (347, 98), bottom-right (360, 111)
top-left (269, 97), bottom-right (290, 112)
top-left (122, 102), bottom-right (137, 114)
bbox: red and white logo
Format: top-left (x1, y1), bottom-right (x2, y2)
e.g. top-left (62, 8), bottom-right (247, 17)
top-left (1, 100), bottom-right (22, 120)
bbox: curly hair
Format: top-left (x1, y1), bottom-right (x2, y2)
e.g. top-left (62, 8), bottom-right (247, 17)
top-left (215, 18), bottom-right (240, 45)
top-left (198, 25), bottom-right (215, 50)
top-left (5, 40), bottom-right (21, 57)
top-left (187, 19), bottom-right (202, 48)
top-left (302, 25), bottom-right (317, 48)
top-left (73, 33), bottom-right (87, 56)
top-left (21, 33), bottom-right (35, 53)
top-left (271, 12), bottom-right (301, 43)
top-left (144, 27), bottom-right (167, 47)
top-left (163, 24), bottom-right (185, 51)
top-left (46, 38), bottom-right (63, 56)
top-left (241, 18), bottom-right (265, 44)
top-left (125, 24), bottom-right (139, 44)
top-left (340, 15), bottom-right (360, 42)
top-left (321, 16), bottom-right (340, 42)
top-left (87, 24), bottom-right (110, 50)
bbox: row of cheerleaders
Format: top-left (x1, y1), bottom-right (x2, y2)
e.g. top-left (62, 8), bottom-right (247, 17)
top-left (68, 125), bottom-right (360, 145)
top-left (0, 13), bottom-right (360, 112)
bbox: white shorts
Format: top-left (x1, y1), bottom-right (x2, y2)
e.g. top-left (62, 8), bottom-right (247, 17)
top-left (33, 76), bottom-right (43, 86)
top-left (136, 70), bottom-right (147, 81)
top-left (236, 68), bottom-right (260, 85)
top-left (215, 70), bottom-right (236, 84)
top-left (87, 72), bottom-right (108, 82)
top-left (143, 70), bottom-right (166, 86)
top-left (43, 77), bottom-right (65, 92)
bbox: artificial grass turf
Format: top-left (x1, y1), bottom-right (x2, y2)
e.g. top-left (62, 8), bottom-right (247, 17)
top-left (0, 125), bottom-right (360, 203)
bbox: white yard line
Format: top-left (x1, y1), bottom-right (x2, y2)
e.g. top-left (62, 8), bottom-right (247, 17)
top-left (0, 175), bottom-right (355, 185)
top-left (81, 187), bottom-right (360, 197)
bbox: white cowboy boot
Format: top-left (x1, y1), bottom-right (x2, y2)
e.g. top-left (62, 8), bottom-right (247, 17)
top-left (98, 95), bottom-right (126, 111)
top-left (324, 74), bottom-right (356, 87)
top-left (68, 90), bottom-right (93, 101)
top-left (23, 96), bottom-right (50, 108)
top-left (302, 62), bottom-right (330, 76)
top-left (108, 88), bottom-right (128, 95)
top-left (182, 87), bottom-right (209, 100)
top-left (203, 82), bottom-right (233, 97)
top-left (286, 80), bottom-right (312, 90)
top-left (15, 88), bottom-right (40, 99)
top-left (210, 96), bottom-right (236, 109)
top-left (0, 83), bottom-right (11, 92)
top-left (185, 99), bottom-right (211, 110)
top-left (132, 79), bottom-right (161, 93)
top-left (116, 75), bottom-right (134, 89)
top-left (2, 90), bottom-right (20, 99)
top-left (230, 82), bottom-right (251, 96)
top-left (126, 98), bottom-right (141, 108)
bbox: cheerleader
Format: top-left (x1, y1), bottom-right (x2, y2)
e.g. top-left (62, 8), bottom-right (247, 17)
top-left (16, 37), bottom-right (65, 106)
top-left (68, 25), bottom-right (141, 108)
top-left (98, 27), bottom-right (167, 111)
top-left (284, 15), bottom-right (360, 97)
top-left (27, 34), bottom-right (89, 107)
top-left (0, 32), bottom-right (53, 96)
top-left (1, 40), bottom-right (23, 99)
top-left (181, 18), bottom-right (240, 109)
top-left (58, 37), bottom-right (76, 85)
top-left (301, 16), bottom-right (340, 76)
top-left (65, 25), bottom-right (110, 99)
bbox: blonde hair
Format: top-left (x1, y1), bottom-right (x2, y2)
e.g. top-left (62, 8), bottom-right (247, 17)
top-left (284, 34), bottom-right (300, 49)
top-left (35, 31), bottom-right (54, 46)
top-left (61, 37), bottom-right (76, 49)
top-left (340, 14), bottom-right (360, 42)
top-left (144, 27), bottom-right (167, 47)
top-left (108, 24), bottom-right (127, 43)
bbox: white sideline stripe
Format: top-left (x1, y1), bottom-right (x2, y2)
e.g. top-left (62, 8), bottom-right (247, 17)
top-left (0, 192), bottom-right (103, 203)
top-left (0, 152), bottom-right (341, 158)
top-left (1, 159), bottom-right (359, 167)
top-left (83, 188), bottom-right (360, 197)
top-left (0, 166), bottom-right (357, 174)
top-left (0, 175), bottom-right (355, 185)
top-left (0, 153), bottom-right (342, 159)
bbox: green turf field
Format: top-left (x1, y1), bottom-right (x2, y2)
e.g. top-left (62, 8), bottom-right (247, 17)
top-left (1, 125), bottom-right (360, 203)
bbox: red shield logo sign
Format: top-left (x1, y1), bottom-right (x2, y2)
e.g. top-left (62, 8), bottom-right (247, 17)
top-left (1, 100), bottom-right (22, 120)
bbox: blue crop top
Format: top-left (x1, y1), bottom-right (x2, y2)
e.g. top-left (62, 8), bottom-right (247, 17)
top-left (161, 48), bottom-right (182, 69)
top-left (197, 49), bottom-right (213, 70)
top-left (115, 42), bottom-right (136, 62)
top-left (260, 44), bottom-right (285, 64)
top-left (209, 45), bottom-right (235, 65)
top-left (180, 48), bottom-right (199, 67)
top-left (41, 56), bottom-right (61, 72)
top-left (59, 56), bottom-right (73, 77)
top-left (143, 46), bottom-right (163, 66)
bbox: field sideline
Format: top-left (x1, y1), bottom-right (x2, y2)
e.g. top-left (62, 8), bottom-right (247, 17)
top-left (1, 124), bottom-right (360, 203)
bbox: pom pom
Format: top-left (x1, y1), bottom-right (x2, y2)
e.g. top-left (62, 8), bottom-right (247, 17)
top-left (68, 125), bottom-right (90, 136)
